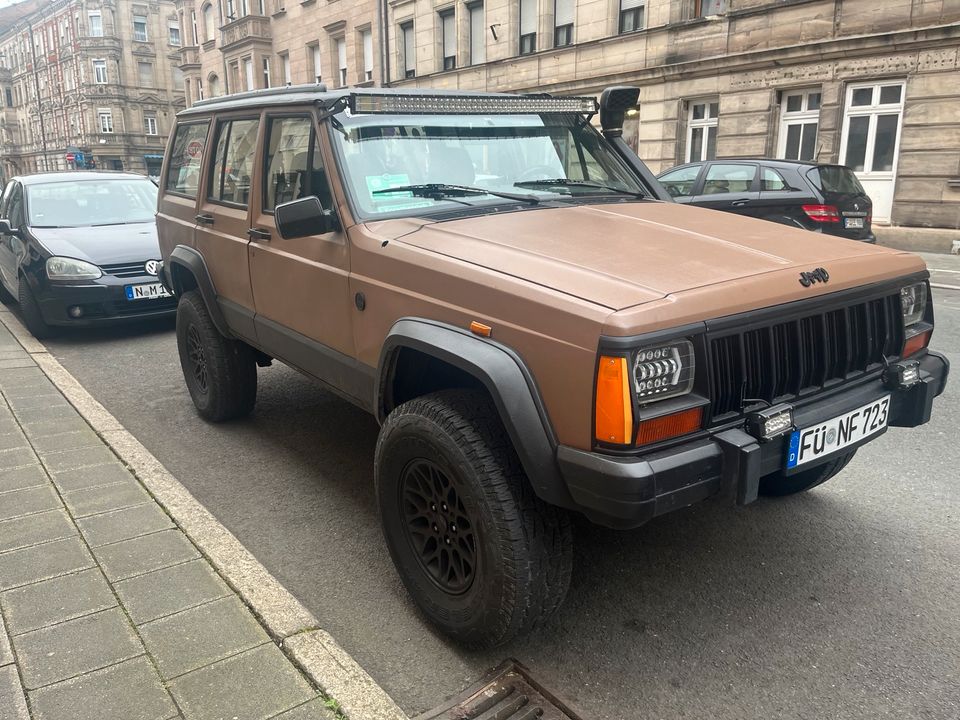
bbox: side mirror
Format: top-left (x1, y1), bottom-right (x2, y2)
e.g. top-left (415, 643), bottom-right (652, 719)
top-left (599, 86), bottom-right (641, 138)
top-left (275, 196), bottom-right (337, 239)
top-left (0, 218), bottom-right (17, 236)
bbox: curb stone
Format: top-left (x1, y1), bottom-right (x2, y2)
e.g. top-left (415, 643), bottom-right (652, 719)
top-left (0, 308), bottom-right (409, 720)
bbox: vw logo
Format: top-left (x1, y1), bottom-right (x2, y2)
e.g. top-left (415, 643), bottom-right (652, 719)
top-left (144, 260), bottom-right (160, 276)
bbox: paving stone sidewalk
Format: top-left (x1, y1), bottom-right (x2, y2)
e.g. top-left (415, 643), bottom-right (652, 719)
top-left (0, 324), bottom-right (335, 720)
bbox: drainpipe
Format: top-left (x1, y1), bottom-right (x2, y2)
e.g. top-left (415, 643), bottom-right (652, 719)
top-left (380, 0), bottom-right (390, 87)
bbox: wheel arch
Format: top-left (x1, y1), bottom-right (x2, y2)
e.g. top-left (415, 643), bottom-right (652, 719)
top-left (166, 245), bottom-right (231, 337)
top-left (377, 319), bottom-right (572, 508)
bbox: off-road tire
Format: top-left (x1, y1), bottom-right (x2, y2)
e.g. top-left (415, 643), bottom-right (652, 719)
top-left (18, 278), bottom-right (55, 339)
top-left (759, 450), bottom-right (857, 497)
top-left (375, 389), bottom-right (573, 648)
top-left (0, 280), bottom-right (15, 306)
top-left (176, 290), bottom-right (256, 421)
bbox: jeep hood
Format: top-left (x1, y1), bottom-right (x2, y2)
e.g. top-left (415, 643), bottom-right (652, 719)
top-left (372, 202), bottom-right (922, 312)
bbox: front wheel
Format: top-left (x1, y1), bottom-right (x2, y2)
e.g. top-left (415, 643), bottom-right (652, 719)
top-left (175, 290), bottom-right (257, 421)
top-left (18, 278), bottom-right (55, 339)
top-left (759, 450), bottom-right (857, 496)
top-left (375, 389), bottom-right (573, 648)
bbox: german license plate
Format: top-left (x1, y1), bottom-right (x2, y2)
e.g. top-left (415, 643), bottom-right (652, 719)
top-left (786, 395), bottom-right (889, 470)
top-left (125, 282), bottom-right (170, 300)
top-left (845, 217), bottom-right (864, 229)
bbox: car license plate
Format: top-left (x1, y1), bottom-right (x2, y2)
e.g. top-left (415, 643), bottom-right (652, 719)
top-left (786, 395), bottom-right (889, 470)
top-left (845, 217), bottom-right (864, 229)
top-left (125, 282), bottom-right (170, 300)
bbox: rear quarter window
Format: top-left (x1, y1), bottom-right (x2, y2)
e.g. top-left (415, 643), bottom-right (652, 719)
top-left (806, 166), bottom-right (865, 195)
top-left (165, 121), bottom-right (209, 198)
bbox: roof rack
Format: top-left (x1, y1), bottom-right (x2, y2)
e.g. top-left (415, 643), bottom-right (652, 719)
top-left (191, 82), bottom-right (329, 109)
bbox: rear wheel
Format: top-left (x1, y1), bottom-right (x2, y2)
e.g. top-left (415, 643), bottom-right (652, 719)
top-left (375, 389), bottom-right (573, 648)
top-left (18, 278), bottom-right (55, 339)
top-left (759, 450), bottom-right (857, 496)
top-left (175, 290), bottom-right (256, 421)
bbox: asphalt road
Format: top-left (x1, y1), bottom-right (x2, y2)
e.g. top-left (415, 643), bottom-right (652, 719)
top-left (40, 280), bottom-right (960, 720)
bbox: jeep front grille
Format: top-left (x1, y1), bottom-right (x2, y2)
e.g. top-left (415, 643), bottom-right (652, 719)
top-left (708, 293), bottom-right (904, 420)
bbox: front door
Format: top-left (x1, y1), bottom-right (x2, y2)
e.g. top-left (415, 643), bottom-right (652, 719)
top-left (692, 162), bottom-right (761, 217)
top-left (839, 81), bottom-right (905, 223)
top-left (247, 112), bottom-right (356, 390)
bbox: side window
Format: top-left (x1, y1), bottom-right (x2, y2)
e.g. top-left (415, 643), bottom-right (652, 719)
top-left (701, 163), bottom-right (756, 195)
top-left (761, 167), bottom-right (789, 191)
top-left (209, 118), bottom-right (259, 207)
top-left (262, 116), bottom-right (333, 212)
top-left (659, 165), bottom-right (701, 197)
top-left (165, 122), bottom-right (209, 197)
top-left (8, 185), bottom-right (24, 229)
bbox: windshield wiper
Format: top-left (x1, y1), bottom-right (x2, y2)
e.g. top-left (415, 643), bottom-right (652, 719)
top-left (373, 183), bottom-right (539, 205)
top-left (513, 179), bottom-right (645, 198)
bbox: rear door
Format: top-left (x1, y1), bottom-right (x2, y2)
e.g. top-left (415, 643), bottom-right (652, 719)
top-left (692, 162), bottom-right (761, 216)
top-left (754, 165), bottom-right (817, 228)
top-left (195, 113), bottom-right (261, 339)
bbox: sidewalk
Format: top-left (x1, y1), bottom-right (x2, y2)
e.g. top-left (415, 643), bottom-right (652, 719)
top-left (0, 317), bottom-right (383, 720)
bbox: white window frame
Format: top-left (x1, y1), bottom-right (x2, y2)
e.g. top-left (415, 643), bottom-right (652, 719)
top-left (93, 59), bottom-right (108, 84)
top-left (88, 12), bottom-right (103, 37)
top-left (191, 11), bottom-right (199, 45)
top-left (310, 43), bottom-right (322, 82)
top-left (243, 56), bottom-right (254, 90)
top-left (280, 52), bottom-right (291, 84)
top-left (686, 99), bottom-right (719, 163)
top-left (554, 0), bottom-right (574, 47)
top-left (335, 37), bottom-right (347, 87)
top-left (203, 4), bottom-right (216, 42)
top-left (361, 29), bottom-right (373, 81)
top-left (262, 56), bottom-right (271, 88)
top-left (98, 109), bottom-right (113, 134)
top-left (619, 0), bottom-right (645, 33)
top-left (400, 21), bottom-right (415, 79)
top-left (440, 10), bottom-right (456, 71)
top-left (133, 15), bottom-right (148, 42)
top-left (519, 0), bottom-right (537, 55)
top-left (838, 80), bottom-right (906, 178)
top-left (144, 114), bottom-right (158, 135)
top-left (777, 88), bottom-right (821, 161)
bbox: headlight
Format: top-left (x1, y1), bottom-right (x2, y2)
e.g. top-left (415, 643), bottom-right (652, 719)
top-left (900, 283), bottom-right (927, 330)
top-left (46, 257), bottom-right (102, 280)
top-left (632, 340), bottom-right (695, 403)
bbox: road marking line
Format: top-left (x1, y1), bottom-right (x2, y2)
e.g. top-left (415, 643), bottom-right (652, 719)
top-left (931, 283), bottom-right (960, 291)
top-left (929, 268), bottom-right (960, 274)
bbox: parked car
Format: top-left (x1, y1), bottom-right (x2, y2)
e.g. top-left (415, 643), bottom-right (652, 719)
top-left (156, 85), bottom-right (947, 648)
top-left (657, 159), bottom-right (876, 242)
top-left (0, 171), bottom-right (174, 338)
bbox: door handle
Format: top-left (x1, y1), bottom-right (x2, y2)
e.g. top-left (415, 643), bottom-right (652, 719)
top-left (731, 199), bottom-right (751, 207)
top-left (195, 213), bottom-right (214, 225)
top-left (247, 227), bottom-right (271, 242)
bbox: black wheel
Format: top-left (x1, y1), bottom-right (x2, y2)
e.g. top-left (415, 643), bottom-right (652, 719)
top-left (175, 290), bottom-right (256, 421)
top-left (0, 279), bottom-right (15, 306)
top-left (759, 450), bottom-right (857, 497)
top-left (375, 389), bottom-right (573, 648)
top-left (17, 277), bottom-right (55, 339)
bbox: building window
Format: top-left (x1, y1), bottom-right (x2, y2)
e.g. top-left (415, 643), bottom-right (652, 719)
top-left (400, 22), bottom-right (415, 78)
top-left (209, 74), bottom-right (220, 96)
top-left (694, 0), bottom-right (724, 17)
top-left (243, 57), bottom-right (254, 90)
top-left (262, 57), bottom-right (271, 87)
top-left (619, 0), bottom-right (644, 32)
top-left (133, 15), bottom-right (148, 42)
top-left (309, 43), bottom-right (321, 82)
top-left (191, 11), bottom-right (199, 45)
top-left (169, 23), bottom-right (181, 46)
top-left (840, 81), bottom-right (905, 174)
top-left (468, 2), bottom-right (485, 65)
top-left (203, 4), bottom-right (216, 42)
top-left (88, 12), bottom-right (103, 37)
top-left (197, 78), bottom-right (204, 99)
top-left (93, 59), bottom-right (108, 84)
top-left (440, 10), bottom-right (456, 70)
top-left (335, 37), bottom-right (347, 87)
top-left (138, 62), bottom-right (154, 87)
top-left (777, 89), bottom-right (820, 161)
top-left (554, 0), bottom-right (573, 47)
top-left (145, 114), bottom-right (158, 135)
top-left (361, 29), bottom-right (373, 81)
top-left (686, 100), bottom-right (718, 162)
top-left (98, 109), bottom-right (113, 134)
top-left (280, 52), bottom-right (291, 84)
top-left (4, 88), bottom-right (12, 107)
top-left (519, 0), bottom-right (537, 55)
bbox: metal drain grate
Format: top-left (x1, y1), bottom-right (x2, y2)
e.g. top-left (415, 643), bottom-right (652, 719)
top-left (415, 659), bottom-right (586, 720)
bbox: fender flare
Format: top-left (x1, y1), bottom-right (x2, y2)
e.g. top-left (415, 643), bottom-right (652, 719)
top-left (166, 245), bottom-right (231, 337)
top-left (377, 318), bottom-right (573, 508)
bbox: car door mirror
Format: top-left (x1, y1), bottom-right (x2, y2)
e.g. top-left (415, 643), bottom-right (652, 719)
top-left (0, 218), bottom-right (19, 237)
top-left (274, 196), bottom-right (337, 239)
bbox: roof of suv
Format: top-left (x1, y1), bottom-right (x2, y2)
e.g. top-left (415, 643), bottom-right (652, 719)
top-left (13, 171), bottom-right (152, 186)
top-left (179, 83), bottom-right (580, 117)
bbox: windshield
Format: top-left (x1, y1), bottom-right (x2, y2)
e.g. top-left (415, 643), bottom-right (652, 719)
top-left (330, 111), bottom-right (645, 219)
top-left (806, 166), bottom-right (865, 195)
top-left (27, 178), bottom-right (158, 228)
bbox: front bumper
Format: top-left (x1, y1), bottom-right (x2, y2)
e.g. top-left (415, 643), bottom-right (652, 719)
top-left (558, 350), bottom-right (949, 529)
top-left (36, 275), bottom-right (177, 327)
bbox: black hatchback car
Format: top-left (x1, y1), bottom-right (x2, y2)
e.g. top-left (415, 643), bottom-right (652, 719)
top-left (0, 172), bottom-right (175, 338)
top-left (657, 159), bottom-right (875, 242)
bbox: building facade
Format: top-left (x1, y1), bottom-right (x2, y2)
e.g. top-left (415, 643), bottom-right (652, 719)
top-left (171, 0), bottom-right (382, 107)
top-left (0, 0), bottom-right (187, 180)
top-left (384, 0), bottom-right (960, 230)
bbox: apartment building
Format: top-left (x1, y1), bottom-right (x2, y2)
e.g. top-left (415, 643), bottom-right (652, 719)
top-left (171, 0), bottom-right (381, 107)
top-left (384, 0), bottom-right (960, 230)
top-left (0, 0), bottom-right (186, 180)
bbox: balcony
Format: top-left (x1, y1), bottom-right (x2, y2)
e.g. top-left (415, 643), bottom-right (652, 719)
top-left (179, 46), bottom-right (201, 69)
top-left (77, 36), bottom-right (124, 54)
top-left (220, 14), bottom-right (271, 52)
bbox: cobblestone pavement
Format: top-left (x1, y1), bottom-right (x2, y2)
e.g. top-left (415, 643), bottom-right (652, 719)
top-left (0, 323), bottom-right (335, 720)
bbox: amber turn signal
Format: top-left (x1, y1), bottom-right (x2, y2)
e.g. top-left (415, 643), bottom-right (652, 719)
top-left (635, 406), bottom-right (703, 446)
top-left (595, 356), bottom-right (633, 445)
top-left (902, 329), bottom-right (930, 359)
top-left (469, 321), bottom-right (492, 338)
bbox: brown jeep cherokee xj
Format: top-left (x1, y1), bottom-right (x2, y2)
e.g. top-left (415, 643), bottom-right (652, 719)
top-left (156, 85), bottom-right (949, 648)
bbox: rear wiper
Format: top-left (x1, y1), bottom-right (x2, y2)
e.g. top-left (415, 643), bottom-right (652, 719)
top-left (514, 178), bottom-right (645, 198)
top-left (373, 183), bottom-right (539, 205)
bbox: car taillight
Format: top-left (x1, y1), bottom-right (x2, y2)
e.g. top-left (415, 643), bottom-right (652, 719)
top-left (802, 205), bottom-right (840, 223)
